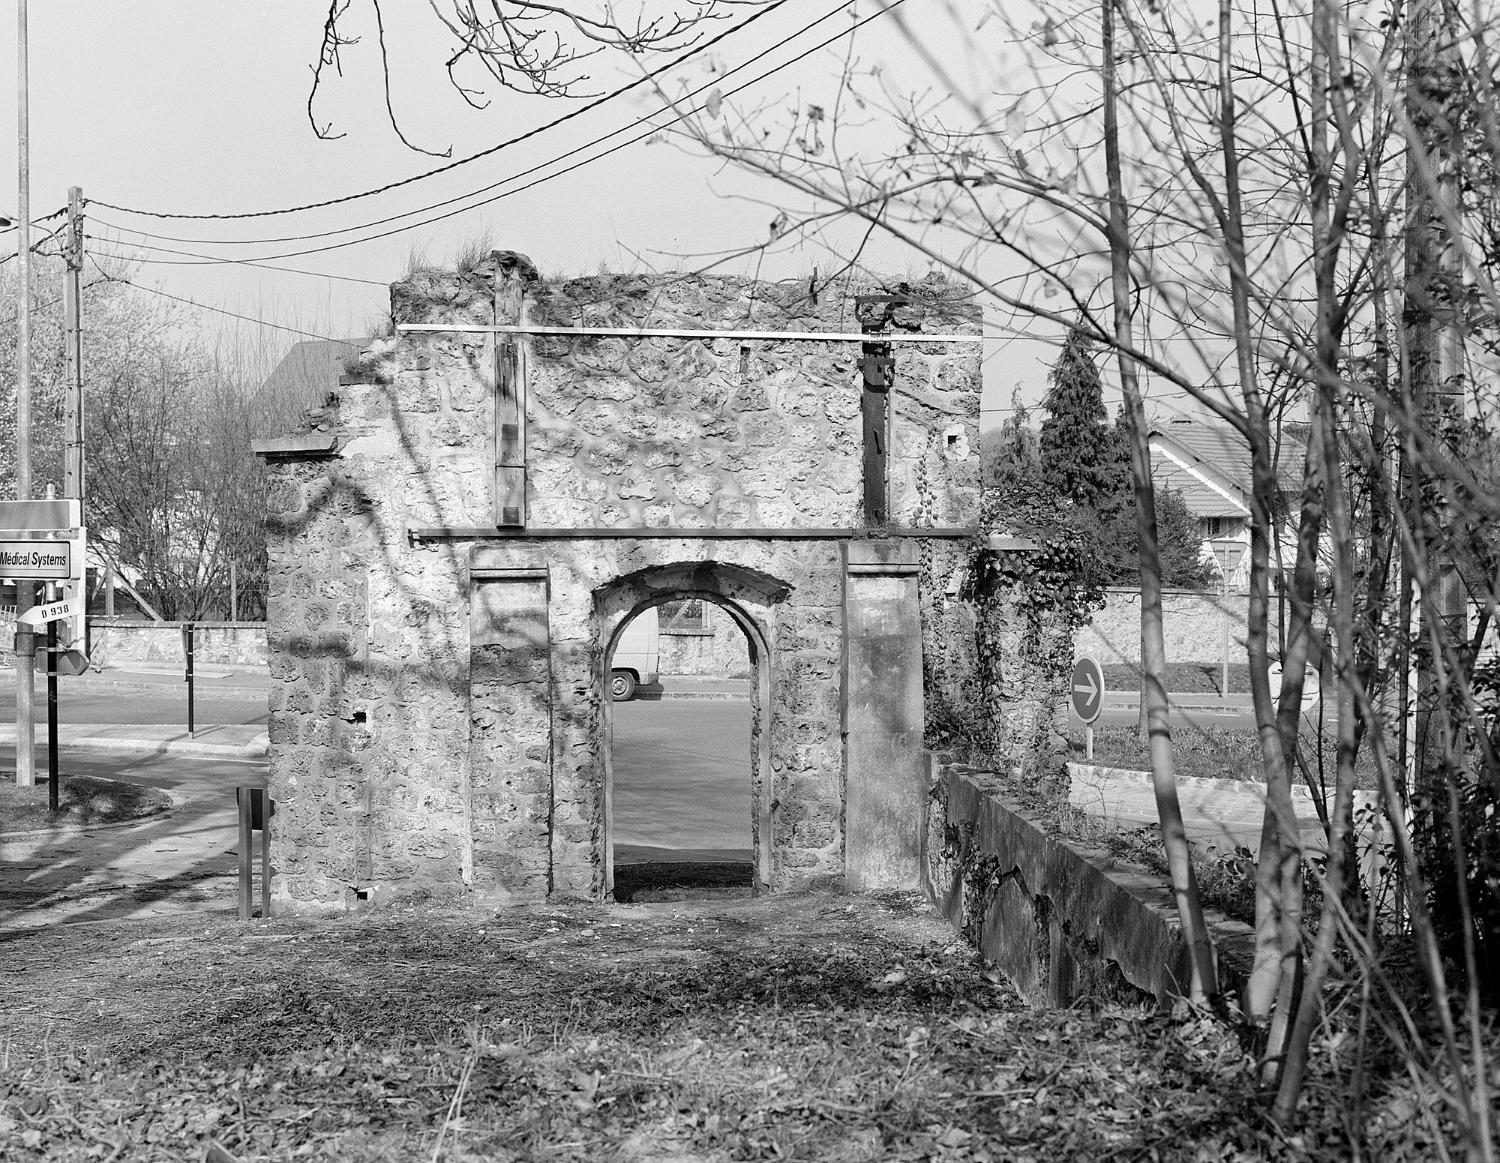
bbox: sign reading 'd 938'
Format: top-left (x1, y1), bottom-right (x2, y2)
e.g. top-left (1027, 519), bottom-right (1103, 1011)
top-left (0, 540), bottom-right (72, 580)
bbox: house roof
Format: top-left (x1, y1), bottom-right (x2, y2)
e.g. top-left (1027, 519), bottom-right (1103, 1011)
top-left (1148, 417), bottom-right (1306, 517)
top-left (253, 338), bottom-right (368, 438)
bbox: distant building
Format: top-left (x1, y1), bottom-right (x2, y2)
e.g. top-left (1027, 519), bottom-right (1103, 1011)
top-left (1149, 415), bottom-right (1305, 586)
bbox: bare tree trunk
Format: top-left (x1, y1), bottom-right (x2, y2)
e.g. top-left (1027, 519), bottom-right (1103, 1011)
top-left (1272, 361), bottom-right (1360, 1123)
top-left (1102, 0), bottom-right (1217, 1005)
top-left (1202, 0), bottom-right (1303, 1036)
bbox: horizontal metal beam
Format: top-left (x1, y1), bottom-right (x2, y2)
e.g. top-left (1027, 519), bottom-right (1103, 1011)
top-left (396, 323), bottom-right (980, 345)
top-left (408, 525), bottom-right (983, 542)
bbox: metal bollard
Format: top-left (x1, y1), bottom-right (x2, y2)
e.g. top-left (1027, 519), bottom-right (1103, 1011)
top-left (236, 786), bottom-right (272, 920)
top-left (182, 621), bottom-right (196, 736)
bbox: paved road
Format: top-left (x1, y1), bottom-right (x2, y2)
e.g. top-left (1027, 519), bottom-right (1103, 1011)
top-left (612, 700), bottom-right (752, 865)
top-left (1, 690), bottom-right (1341, 925)
top-left (1086, 699), bottom-right (1334, 734)
top-left (1, 745), bottom-right (266, 930)
top-left (0, 687), bottom-right (268, 729)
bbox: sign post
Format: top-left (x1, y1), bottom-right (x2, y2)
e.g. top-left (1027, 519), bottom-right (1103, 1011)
top-left (1208, 538), bottom-right (1246, 696)
top-left (46, 610), bottom-right (58, 810)
top-left (1, 498), bottom-right (90, 803)
top-left (1071, 656), bottom-right (1106, 760)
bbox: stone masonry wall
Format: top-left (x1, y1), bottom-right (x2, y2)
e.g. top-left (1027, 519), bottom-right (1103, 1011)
top-left (258, 254), bottom-right (984, 909)
top-left (523, 275), bottom-right (981, 529)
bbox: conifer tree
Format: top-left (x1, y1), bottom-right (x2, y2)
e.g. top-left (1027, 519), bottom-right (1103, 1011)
top-left (1039, 327), bottom-right (1116, 508)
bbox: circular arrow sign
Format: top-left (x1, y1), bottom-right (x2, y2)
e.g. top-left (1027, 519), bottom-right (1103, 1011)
top-left (1070, 656), bottom-right (1105, 724)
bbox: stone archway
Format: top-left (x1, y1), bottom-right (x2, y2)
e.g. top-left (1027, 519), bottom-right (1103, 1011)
top-left (255, 259), bottom-right (985, 913)
top-left (596, 566), bottom-right (780, 895)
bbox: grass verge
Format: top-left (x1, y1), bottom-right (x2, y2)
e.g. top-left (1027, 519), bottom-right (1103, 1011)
top-left (0, 775), bottom-right (172, 834)
top-left (0, 893), bottom-right (1462, 1162)
top-left (1070, 723), bottom-right (1378, 788)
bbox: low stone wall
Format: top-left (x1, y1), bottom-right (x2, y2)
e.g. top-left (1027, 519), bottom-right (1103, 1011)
top-left (658, 604), bottom-right (751, 676)
top-left (85, 621), bottom-right (268, 669)
top-left (1077, 588), bottom-right (1249, 666)
top-left (923, 758), bottom-right (1252, 1006)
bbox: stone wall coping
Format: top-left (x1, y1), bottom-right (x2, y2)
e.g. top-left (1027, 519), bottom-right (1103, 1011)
top-left (929, 762), bottom-right (1257, 1005)
top-left (251, 434), bottom-right (338, 459)
top-left (847, 539), bottom-right (920, 571)
top-left (90, 619), bottom-right (265, 630)
top-left (1098, 585), bottom-right (1232, 597)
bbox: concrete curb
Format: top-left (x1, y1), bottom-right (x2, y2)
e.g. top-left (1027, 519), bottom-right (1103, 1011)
top-left (644, 691), bottom-right (749, 702)
top-left (1068, 763), bottom-right (1321, 804)
top-left (70, 677), bottom-right (267, 697)
top-left (0, 729), bottom-right (268, 759)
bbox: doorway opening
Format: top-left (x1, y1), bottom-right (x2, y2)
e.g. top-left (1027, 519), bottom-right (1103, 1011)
top-left (605, 595), bottom-right (758, 902)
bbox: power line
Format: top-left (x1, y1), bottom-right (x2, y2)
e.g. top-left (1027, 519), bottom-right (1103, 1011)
top-left (0, 206), bottom-right (66, 233)
top-left (82, 235), bottom-right (390, 286)
top-left (88, 260), bottom-right (360, 344)
top-left (90, 0), bottom-right (795, 222)
top-left (83, 2), bottom-right (898, 267)
top-left (89, 0), bottom-right (856, 253)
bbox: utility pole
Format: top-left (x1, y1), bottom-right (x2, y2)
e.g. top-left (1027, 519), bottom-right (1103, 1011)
top-left (14, 0), bottom-right (35, 788)
top-left (64, 187), bottom-right (84, 498)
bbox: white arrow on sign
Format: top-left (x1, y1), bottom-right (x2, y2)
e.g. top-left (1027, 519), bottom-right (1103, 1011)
top-left (17, 597), bottom-right (81, 628)
top-left (1070, 656), bottom-right (1106, 724)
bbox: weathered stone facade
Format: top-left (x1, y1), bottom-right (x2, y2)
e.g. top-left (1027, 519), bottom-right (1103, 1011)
top-left (256, 254), bottom-right (982, 910)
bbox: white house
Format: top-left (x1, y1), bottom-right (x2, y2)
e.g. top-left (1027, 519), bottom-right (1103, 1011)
top-left (1148, 415), bottom-right (1306, 588)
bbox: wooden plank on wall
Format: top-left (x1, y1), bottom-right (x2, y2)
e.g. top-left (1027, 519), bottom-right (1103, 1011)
top-left (493, 338), bottom-right (526, 528)
top-left (860, 341), bottom-right (892, 525)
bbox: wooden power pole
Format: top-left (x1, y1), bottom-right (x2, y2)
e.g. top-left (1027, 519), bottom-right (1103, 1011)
top-left (64, 187), bottom-right (84, 498)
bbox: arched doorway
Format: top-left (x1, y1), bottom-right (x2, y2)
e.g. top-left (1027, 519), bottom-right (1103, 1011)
top-left (605, 595), bottom-right (757, 900)
top-left (595, 566), bottom-right (779, 899)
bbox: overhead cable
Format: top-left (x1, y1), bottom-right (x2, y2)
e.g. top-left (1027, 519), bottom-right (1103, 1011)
top-left (89, 0), bottom-right (794, 221)
top-left (83, 2), bottom-right (900, 266)
top-left (89, 0), bottom-right (854, 250)
top-left (82, 235), bottom-right (391, 286)
top-left (87, 259), bottom-right (361, 344)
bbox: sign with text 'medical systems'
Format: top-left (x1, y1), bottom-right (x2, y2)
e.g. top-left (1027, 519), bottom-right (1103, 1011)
top-left (0, 540), bottom-right (72, 580)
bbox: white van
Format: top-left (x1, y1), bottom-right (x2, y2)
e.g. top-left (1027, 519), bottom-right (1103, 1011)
top-left (609, 608), bottom-right (659, 701)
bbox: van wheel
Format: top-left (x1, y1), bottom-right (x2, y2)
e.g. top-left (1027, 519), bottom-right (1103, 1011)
top-left (610, 670), bottom-right (637, 702)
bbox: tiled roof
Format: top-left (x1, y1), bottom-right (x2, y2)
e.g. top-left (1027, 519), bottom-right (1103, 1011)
top-left (1150, 454), bottom-right (1247, 516)
top-left (1149, 417), bottom-right (1305, 517)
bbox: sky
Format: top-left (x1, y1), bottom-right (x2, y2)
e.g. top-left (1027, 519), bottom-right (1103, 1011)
top-left (0, 0), bottom-right (1194, 430)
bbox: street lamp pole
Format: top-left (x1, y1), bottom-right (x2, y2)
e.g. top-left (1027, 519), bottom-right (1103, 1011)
top-left (14, 0), bottom-right (36, 788)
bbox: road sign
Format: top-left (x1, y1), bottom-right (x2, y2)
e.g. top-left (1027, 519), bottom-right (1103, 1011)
top-left (0, 540), bottom-right (72, 580)
top-left (17, 596), bottom-right (81, 628)
top-left (1071, 656), bottom-right (1105, 724)
top-left (45, 647), bottom-right (90, 677)
top-left (0, 497), bottom-right (81, 530)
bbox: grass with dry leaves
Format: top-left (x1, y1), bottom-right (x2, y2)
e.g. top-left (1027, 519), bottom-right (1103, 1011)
top-left (0, 890), bottom-right (1472, 1162)
top-left (0, 775), bottom-right (173, 835)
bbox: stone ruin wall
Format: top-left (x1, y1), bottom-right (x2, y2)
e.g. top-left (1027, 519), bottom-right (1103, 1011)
top-left (260, 255), bottom-right (983, 909)
top-left (515, 275), bottom-right (980, 529)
